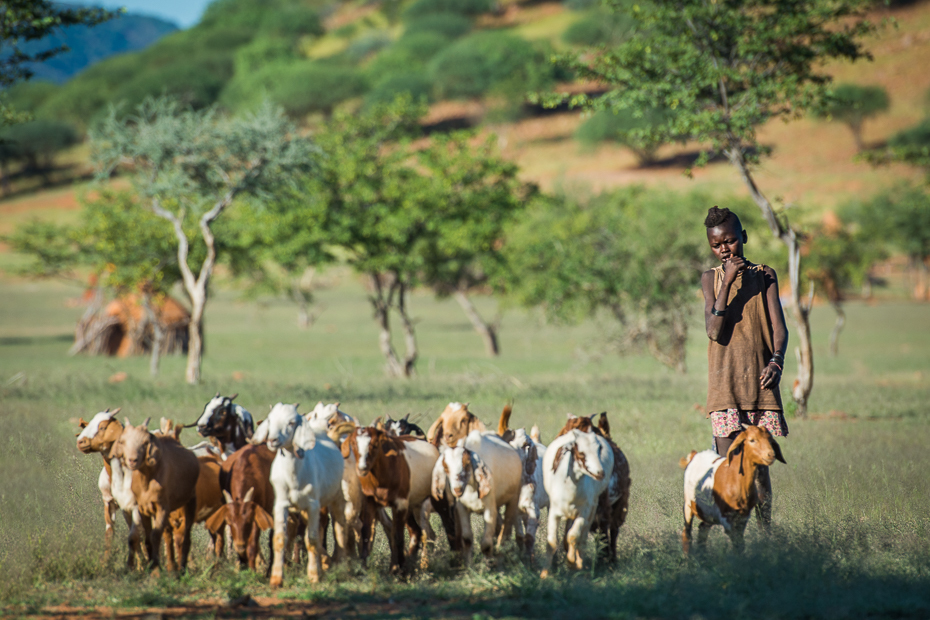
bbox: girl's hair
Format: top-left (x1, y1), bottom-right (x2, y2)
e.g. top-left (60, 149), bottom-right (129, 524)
top-left (704, 205), bottom-right (741, 229)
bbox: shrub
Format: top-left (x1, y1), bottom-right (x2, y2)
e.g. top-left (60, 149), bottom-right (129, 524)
top-left (36, 77), bottom-right (113, 129)
top-left (2, 81), bottom-right (59, 114)
top-left (259, 5), bottom-right (324, 39)
top-left (234, 37), bottom-right (297, 74)
top-left (404, 0), bottom-right (493, 19)
top-left (429, 32), bottom-right (551, 100)
top-left (365, 33), bottom-right (451, 81)
top-left (562, 10), bottom-right (634, 46)
top-left (575, 108), bottom-right (672, 164)
top-left (220, 61), bottom-right (368, 116)
top-left (0, 120), bottom-right (80, 169)
top-left (111, 57), bottom-right (231, 111)
top-left (564, 0), bottom-right (600, 9)
top-left (816, 83), bottom-right (890, 152)
top-left (365, 73), bottom-right (433, 107)
top-left (889, 118), bottom-right (930, 150)
top-left (346, 32), bottom-right (394, 63)
top-left (403, 13), bottom-right (472, 39)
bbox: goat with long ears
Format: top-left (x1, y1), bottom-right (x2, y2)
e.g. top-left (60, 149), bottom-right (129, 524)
top-left (680, 424), bottom-right (786, 553)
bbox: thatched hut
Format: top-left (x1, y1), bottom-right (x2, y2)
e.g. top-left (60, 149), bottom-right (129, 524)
top-left (71, 291), bottom-right (189, 357)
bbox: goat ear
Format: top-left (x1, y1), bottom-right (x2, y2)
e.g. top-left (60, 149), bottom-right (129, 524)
top-left (771, 437), bottom-right (787, 464)
top-left (567, 413), bottom-right (576, 420)
top-left (471, 452), bottom-right (493, 499)
top-left (110, 407), bottom-right (121, 417)
top-left (123, 417), bottom-right (132, 428)
top-left (340, 433), bottom-right (354, 458)
top-left (431, 459), bottom-right (447, 501)
top-left (552, 445), bottom-right (567, 473)
top-left (78, 417), bottom-right (89, 429)
top-left (215, 391), bottom-right (221, 398)
top-left (726, 434), bottom-right (746, 466)
top-left (204, 506), bottom-right (227, 534)
top-left (140, 417), bottom-right (151, 430)
top-left (253, 504), bottom-right (274, 531)
top-left (251, 420), bottom-right (269, 445)
top-left (403, 413), bottom-right (410, 421)
top-left (145, 440), bottom-right (159, 468)
top-left (597, 412), bottom-right (611, 439)
top-left (426, 417), bottom-right (442, 443)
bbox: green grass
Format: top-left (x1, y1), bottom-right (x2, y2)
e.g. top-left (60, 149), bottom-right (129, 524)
top-left (0, 272), bottom-right (929, 618)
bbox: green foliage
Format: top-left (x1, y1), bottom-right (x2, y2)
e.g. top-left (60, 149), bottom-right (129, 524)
top-left (497, 186), bottom-right (708, 371)
top-left (548, 0), bottom-right (878, 167)
top-left (221, 61), bottom-right (368, 117)
top-left (564, 0), bottom-right (601, 9)
top-left (368, 32), bottom-right (451, 75)
top-left (816, 83), bottom-right (889, 151)
top-left (403, 0), bottom-right (493, 19)
top-left (233, 36), bottom-right (298, 75)
top-left (861, 117), bottom-right (930, 174)
top-left (346, 32), bottom-right (395, 63)
top-left (804, 222), bottom-right (881, 304)
top-left (845, 183), bottom-right (930, 263)
top-left (3, 219), bottom-right (81, 279)
top-left (575, 107), bottom-right (674, 164)
top-left (259, 5), bottom-right (324, 39)
top-left (890, 117), bottom-right (930, 150)
top-left (0, 119), bottom-right (79, 168)
top-left (111, 58), bottom-right (232, 111)
top-left (403, 13), bottom-right (473, 39)
top-left (561, 10), bottom-right (634, 47)
top-left (429, 32), bottom-right (553, 100)
top-left (1, 81), bottom-right (59, 114)
top-left (365, 73), bottom-right (434, 107)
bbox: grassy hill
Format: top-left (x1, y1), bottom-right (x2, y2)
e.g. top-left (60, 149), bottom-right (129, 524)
top-left (2, 0), bottom-right (929, 233)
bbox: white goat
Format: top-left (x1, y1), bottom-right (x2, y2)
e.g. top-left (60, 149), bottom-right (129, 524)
top-left (305, 401), bottom-right (359, 434)
top-left (252, 402), bottom-right (347, 586)
top-left (541, 429), bottom-right (613, 577)
top-left (431, 430), bottom-right (522, 565)
top-left (508, 427), bottom-right (548, 558)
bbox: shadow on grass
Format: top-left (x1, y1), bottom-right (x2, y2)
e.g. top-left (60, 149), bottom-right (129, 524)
top-left (0, 334), bottom-right (73, 346)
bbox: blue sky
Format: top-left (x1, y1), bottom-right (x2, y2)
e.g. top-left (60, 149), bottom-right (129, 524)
top-left (69, 0), bottom-right (215, 29)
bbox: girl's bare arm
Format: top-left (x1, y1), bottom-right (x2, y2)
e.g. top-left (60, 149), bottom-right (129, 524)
top-left (760, 266), bottom-right (788, 389)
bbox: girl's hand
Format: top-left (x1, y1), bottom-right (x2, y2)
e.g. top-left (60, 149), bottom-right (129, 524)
top-left (760, 363), bottom-right (781, 390)
top-left (723, 257), bottom-right (746, 284)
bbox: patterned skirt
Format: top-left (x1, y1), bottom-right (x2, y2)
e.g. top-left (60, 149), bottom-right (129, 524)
top-left (710, 408), bottom-right (789, 438)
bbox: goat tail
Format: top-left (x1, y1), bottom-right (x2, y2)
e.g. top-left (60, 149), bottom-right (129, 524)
top-left (497, 402), bottom-right (513, 436)
top-left (679, 450), bottom-right (698, 469)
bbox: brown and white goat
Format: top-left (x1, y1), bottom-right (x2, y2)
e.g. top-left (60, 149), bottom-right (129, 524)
top-left (114, 418), bottom-right (200, 573)
top-left (342, 426), bottom-right (438, 573)
top-left (426, 402), bottom-right (487, 448)
top-left (76, 409), bottom-right (146, 567)
top-left (680, 424), bottom-right (786, 553)
top-left (556, 412), bottom-right (631, 564)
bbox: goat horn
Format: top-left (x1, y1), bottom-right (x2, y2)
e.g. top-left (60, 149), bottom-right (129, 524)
top-left (229, 393), bottom-right (238, 401)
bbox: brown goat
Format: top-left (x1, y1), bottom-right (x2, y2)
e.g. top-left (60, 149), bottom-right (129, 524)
top-left (556, 412), bottom-right (632, 564)
top-left (681, 424), bottom-right (786, 553)
top-left (426, 402), bottom-right (487, 448)
top-left (205, 444), bottom-right (276, 573)
top-left (114, 418), bottom-right (200, 573)
top-left (341, 427), bottom-right (417, 573)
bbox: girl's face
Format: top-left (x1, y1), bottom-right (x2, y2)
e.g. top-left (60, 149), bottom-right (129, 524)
top-left (706, 222), bottom-right (746, 263)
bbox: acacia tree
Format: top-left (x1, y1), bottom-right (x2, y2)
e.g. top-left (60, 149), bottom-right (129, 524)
top-left (416, 132), bottom-right (528, 357)
top-left (548, 0), bottom-right (877, 414)
top-left (92, 97), bottom-right (316, 384)
top-left (816, 84), bottom-right (889, 153)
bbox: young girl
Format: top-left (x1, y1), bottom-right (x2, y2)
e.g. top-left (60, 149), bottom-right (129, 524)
top-left (701, 206), bottom-right (789, 528)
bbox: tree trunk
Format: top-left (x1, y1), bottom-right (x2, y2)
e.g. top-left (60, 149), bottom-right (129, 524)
top-left (395, 282), bottom-right (418, 377)
top-left (453, 291), bottom-right (500, 357)
top-left (849, 121), bottom-right (865, 153)
top-left (186, 287), bottom-right (206, 384)
top-left (828, 299), bottom-right (845, 358)
top-left (293, 267), bottom-right (316, 330)
top-left (728, 146), bottom-right (814, 417)
top-left (141, 292), bottom-right (164, 377)
top-left (915, 256), bottom-right (929, 301)
top-left (369, 273), bottom-right (406, 378)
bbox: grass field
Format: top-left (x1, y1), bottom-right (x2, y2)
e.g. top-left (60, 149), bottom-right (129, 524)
top-left (0, 271), bottom-right (929, 619)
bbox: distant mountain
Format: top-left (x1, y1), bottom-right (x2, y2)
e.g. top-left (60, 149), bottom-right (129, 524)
top-left (20, 12), bottom-right (179, 84)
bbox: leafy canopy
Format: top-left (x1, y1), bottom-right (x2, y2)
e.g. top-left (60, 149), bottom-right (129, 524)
top-left (546, 0), bottom-right (878, 166)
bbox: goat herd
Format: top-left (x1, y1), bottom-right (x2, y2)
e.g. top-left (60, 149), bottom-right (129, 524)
top-left (74, 394), bottom-right (786, 585)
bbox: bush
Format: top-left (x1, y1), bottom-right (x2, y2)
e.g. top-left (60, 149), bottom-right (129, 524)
top-left (429, 32), bottom-right (552, 100)
top-left (36, 77), bottom-right (113, 129)
top-left (365, 33), bottom-right (451, 81)
top-left (562, 10), bottom-right (634, 46)
top-left (575, 108), bottom-right (672, 164)
top-left (889, 118), bottom-right (930, 149)
top-left (816, 83), bottom-right (890, 151)
top-left (111, 58), bottom-right (231, 111)
top-left (0, 120), bottom-right (80, 169)
top-left (365, 73), bottom-right (433, 107)
top-left (234, 37), bottom-right (297, 74)
top-left (346, 32), bottom-right (394, 63)
top-left (220, 61), bottom-right (368, 116)
top-left (259, 5), bottom-right (323, 39)
top-left (404, 0), bottom-right (493, 18)
top-left (403, 13), bottom-right (472, 39)
top-left (564, 0), bottom-right (600, 9)
top-left (2, 81), bottom-right (60, 114)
